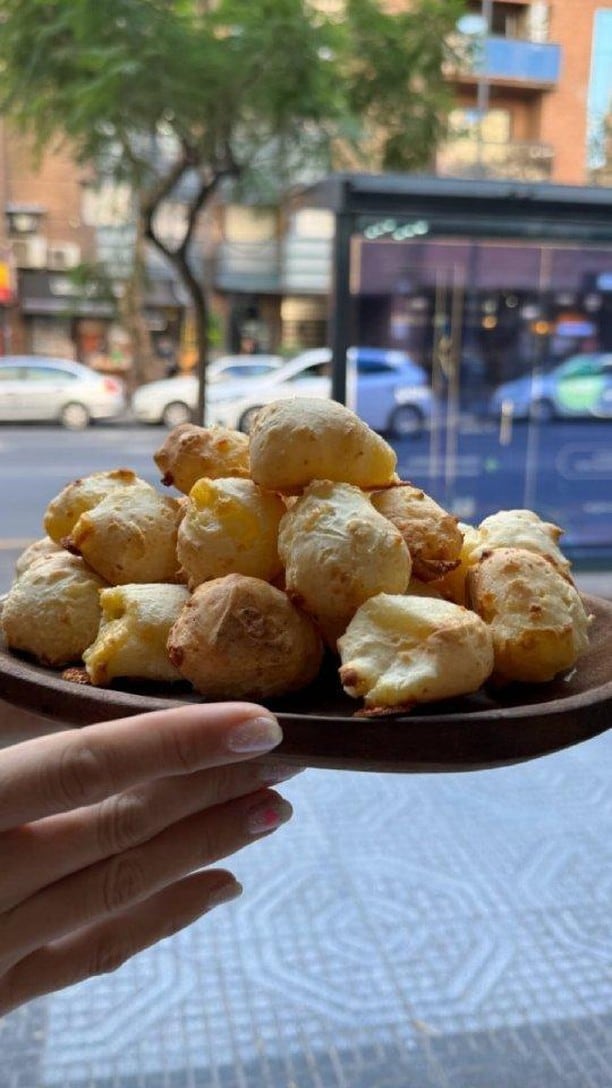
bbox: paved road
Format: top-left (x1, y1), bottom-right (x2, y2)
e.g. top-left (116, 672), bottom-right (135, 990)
top-left (2, 421), bottom-right (612, 1087)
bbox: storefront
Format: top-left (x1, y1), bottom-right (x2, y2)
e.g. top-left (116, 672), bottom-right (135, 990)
top-left (14, 269), bottom-right (184, 376)
top-left (304, 174), bottom-right (612, 560)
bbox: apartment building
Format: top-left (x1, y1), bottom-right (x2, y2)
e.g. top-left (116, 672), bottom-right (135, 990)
top-left (0, 122), bottom-right (184, 364)
top-left (439, 0), bottom-right (611, 185)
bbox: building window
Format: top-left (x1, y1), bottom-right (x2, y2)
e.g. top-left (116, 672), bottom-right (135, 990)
top-left (449, 107), bottom-right (512, 145)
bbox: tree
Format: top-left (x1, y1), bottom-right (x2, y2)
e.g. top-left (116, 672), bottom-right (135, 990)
top-left (0, 0), bottom-right (464, 420)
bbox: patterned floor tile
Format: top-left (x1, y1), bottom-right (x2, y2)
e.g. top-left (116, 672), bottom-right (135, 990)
top-left (2, 732), bottom-right (612, 1088)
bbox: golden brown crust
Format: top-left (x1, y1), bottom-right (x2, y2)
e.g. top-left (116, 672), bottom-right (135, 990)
top-left (44, 469), bottom-right (150, 543)
top-left (83, 583), bottom-right (190, 685)
top-left (371, 482), bottom-right (463, 583)
top-left (154, 423), bottom-right (250, 495)
top-left (61, 667), bottom-right (91, 686)
top-left (67, 487), bottom-right (182, 585)
top-left (13, 536), bottom-right (63, 580)
top-left (249, 397), bottom-right (397, 494)
top-left (167, 574), bottom-right (323, 699)
top-left (1, 553), bottom-right (106, 668)
top-left (337, 593), bottom-right (494, 710)
top-left (467, 547), bottom-right (590, 684)
top-left (177, 476), bottom-right (284, 589)
top-left (278, 480), bottom-right (411, 647)
top-left (467, 509), bottom-right (572, 578)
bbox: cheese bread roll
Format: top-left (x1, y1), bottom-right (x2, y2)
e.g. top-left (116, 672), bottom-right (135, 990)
top-left (434, 523), bottom-right (481, 606)
top-left (249, 397), bottom-right (397, 494)
top-left (154, 423), bottom-right (250, 495)
top-left (13, 536), bottom-right (63, 580)
top-left (338, 594), bottom-right (494, 712)
top-left (84, 583), bottom-right (190, 685)
top-left (177, 476), bottom-right (284, 589)
top-left (467, 547), bottom-right (590, 684)
top-left (44, 469), bottom-right (151, 544)
top-left (1, 552), bottom-right (106, 667)
top-left (67, 487), bottom-right (182, 585)
top-left (167, 574), bottom-right (323, 699)
top-left (371, 483), bottom-right (463, 582)
top-left (278, 480), bottom-right (411, 646)
top-left (466, 508), bottom-right (572, 578)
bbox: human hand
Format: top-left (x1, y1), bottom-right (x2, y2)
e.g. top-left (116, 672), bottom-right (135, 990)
top-left (0, 703), bottom-right (296, 1015)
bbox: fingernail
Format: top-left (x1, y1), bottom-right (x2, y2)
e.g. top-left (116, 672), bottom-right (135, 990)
top-left (227, 715), bottom-right (283, 754)
top-left (257, 762), bottom-right (304, 785)
top-left (208, 878), bottom-right (243, 909)
top-left (247, 796), bottom-right (293, 836)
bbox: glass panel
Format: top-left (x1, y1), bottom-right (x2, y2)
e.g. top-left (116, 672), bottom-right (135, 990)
top-left (350, 226), bottom-right (612, 559)
top-left (26, 367), bottom-right (76, 382)
top-left (287, 361), bottom-right (330, 380)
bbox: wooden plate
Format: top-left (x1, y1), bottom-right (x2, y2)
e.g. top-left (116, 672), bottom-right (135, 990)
top-left (1, 594), bottom-right (611, 773)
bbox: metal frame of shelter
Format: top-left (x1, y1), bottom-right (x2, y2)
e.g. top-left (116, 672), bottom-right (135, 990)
top-left (301, 173), bottom-right (612, 404)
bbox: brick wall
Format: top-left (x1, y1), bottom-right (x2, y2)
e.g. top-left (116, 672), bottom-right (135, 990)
top-left (539, 0), bottom-right (602, 184)
top-left (4, 128), bottom-right (96, 255)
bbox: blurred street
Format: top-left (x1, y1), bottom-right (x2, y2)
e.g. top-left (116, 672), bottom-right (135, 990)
top-left (1, 422), bottom-right (612, 1087)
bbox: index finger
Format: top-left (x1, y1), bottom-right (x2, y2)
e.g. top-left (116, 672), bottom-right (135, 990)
top-left (0, 704), bottom-right (282, 830)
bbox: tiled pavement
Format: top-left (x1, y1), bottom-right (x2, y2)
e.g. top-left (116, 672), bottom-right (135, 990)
top-left (2, 724), bottom-right (612, 1088)
top-left (1, 564), bottom-right (612, 1088)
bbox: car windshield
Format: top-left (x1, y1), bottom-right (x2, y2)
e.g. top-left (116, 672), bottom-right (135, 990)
top-left (285, 361), bottom-right (330, 381)
top-left (26, 367), bottom-right (76, 381)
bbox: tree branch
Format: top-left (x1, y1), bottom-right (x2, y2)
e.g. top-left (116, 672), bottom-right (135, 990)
top-left (140, 142), bottom-right (193, 234)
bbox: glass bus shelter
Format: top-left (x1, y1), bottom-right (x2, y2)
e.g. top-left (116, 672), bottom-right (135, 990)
top-left (304, 174), bottom-right (612, 562)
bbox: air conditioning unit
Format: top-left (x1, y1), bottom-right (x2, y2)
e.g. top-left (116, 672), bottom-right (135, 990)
top-left (47, 242), bottom-right (82, 271)
top-left (12, 236), bottom-right (48, 269)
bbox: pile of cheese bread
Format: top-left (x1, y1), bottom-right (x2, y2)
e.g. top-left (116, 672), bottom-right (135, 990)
top-left (1, 397), bottom-right (591, 715)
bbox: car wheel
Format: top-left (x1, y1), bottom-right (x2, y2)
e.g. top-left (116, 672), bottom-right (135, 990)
top-left (59, 402), bottom-right (90, 430)
top-left (162, 401), bottom-right (193, 429)
top-left (389, 404), bottom-right (424, 438)
top-left (238, 406), bottom-right (263, 434)
top-left (530, 398), bottom-right (555, 423)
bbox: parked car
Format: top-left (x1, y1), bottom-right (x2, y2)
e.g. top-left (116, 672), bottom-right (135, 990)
top-left (208, 354), bottom-right (283, 382)
top-left (489, 353), bottom-right (612, 421)
top-left (0, 356), bottom-right (126, 429)
top-left (209, 347), bottom-right (434, 437)
top-left (132, 354), bottom-right (283, 427)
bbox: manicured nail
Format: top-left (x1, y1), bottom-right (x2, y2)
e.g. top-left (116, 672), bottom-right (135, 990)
top-left (227, 715), bottom-right (283, 754)
top-left (257, 762), bottom-right (304, 785)
top-left (247, 796), bottom-right (293, 836)
top-left (207, 878), bottom-right (243, 909)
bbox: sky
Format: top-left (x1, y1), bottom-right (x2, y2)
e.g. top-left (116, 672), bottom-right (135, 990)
top-left (587, 7), bottom-right (612, 166)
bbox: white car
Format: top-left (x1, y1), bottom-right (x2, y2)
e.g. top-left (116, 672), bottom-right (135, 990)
top-left (0, 356), bottom-right (126, 429)
top-left (132, 355), bottom-right (283, 428)
top-left (208, 347), bottom-right (434, 437)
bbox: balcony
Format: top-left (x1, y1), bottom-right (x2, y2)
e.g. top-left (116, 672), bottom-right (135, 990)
top-left (437, 138), bottom-right (555, 182)
top-left (281, 234), bottom-right (332, 294)
top-left (447, 34), bottom-right (561, 90)
top-left (214, 240), bottom-right (281, 294)
top-left (214, 209), bottom-right (334, 296)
